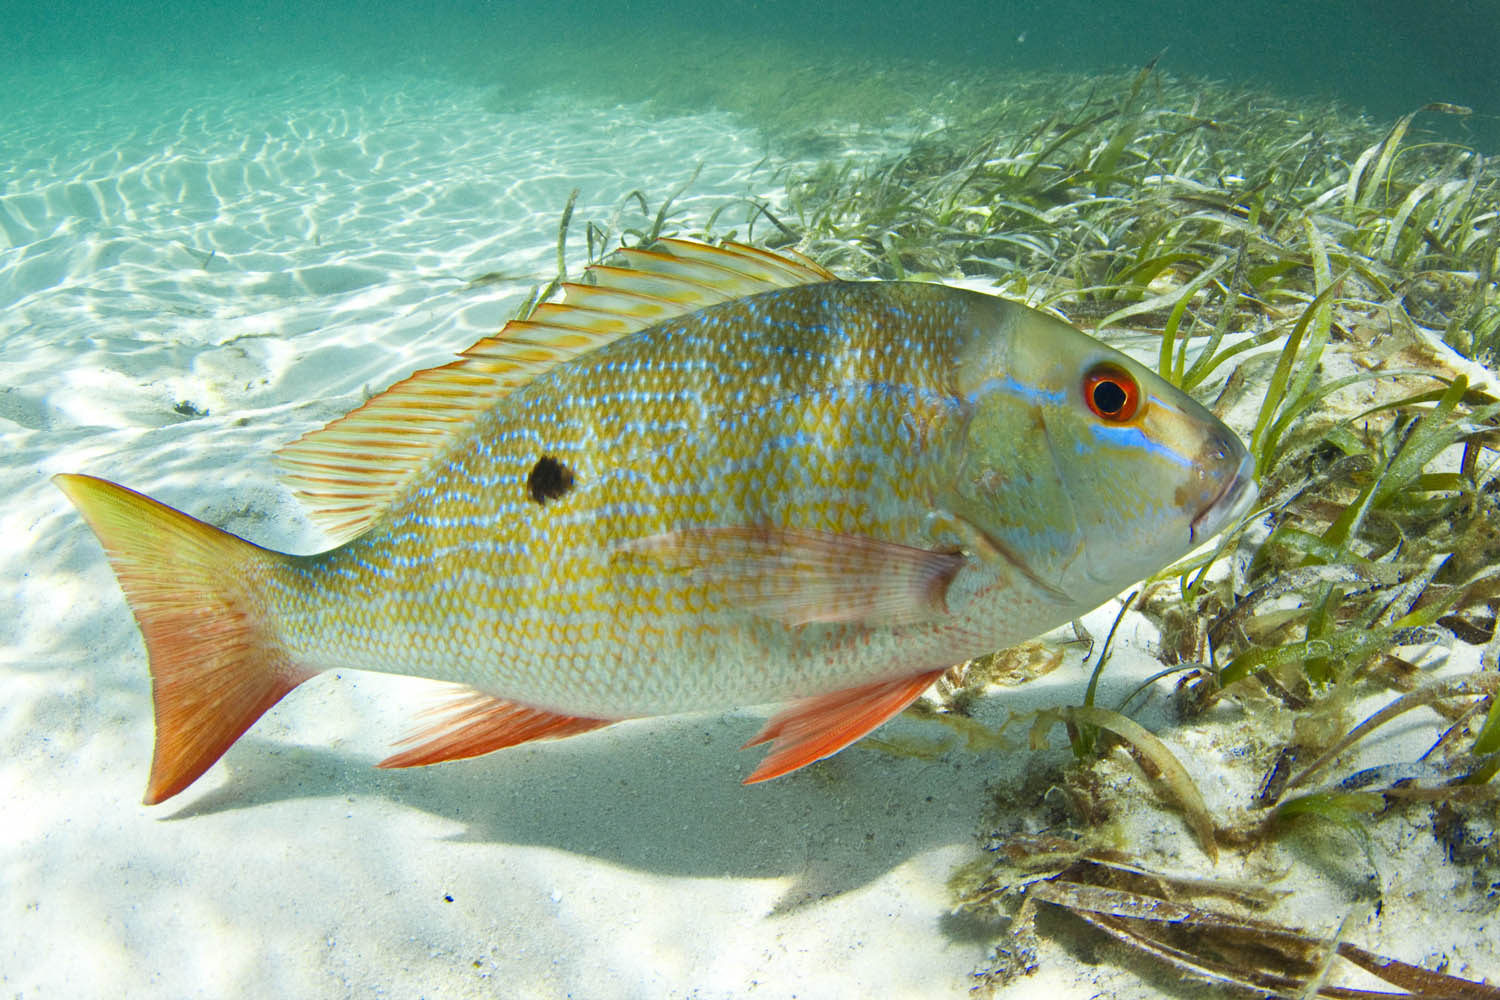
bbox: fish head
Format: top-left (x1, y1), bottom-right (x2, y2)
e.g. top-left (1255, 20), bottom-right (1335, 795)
top-left (945, 297), bottom-right (1256, 605)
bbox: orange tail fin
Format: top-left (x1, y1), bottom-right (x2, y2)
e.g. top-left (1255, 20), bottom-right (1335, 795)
top-left (54, 473), bottom-right (315, 804)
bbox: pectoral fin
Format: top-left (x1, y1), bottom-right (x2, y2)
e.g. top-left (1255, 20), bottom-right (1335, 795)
top-left (741, 669), bottom-right (948, 782)
top-left (617, 526), bottom-right (967, 627)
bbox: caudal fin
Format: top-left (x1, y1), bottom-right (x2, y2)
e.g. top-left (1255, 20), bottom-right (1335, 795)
top-left (54, 473), bottom-right (315, 804)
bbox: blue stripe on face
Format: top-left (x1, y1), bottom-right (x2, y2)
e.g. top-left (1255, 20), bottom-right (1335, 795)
top-left (971, 374), bottom-right (1067, 408)
top-left (1082, 421), bottom-right (1194, 468)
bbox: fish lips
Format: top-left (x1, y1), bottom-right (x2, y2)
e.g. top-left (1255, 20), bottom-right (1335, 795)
top-left (1189, 450), bottom-right (1257, 545)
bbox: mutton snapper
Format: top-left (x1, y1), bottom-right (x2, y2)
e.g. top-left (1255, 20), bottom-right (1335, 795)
top-left (56, 239), bottom-right (1255, 804)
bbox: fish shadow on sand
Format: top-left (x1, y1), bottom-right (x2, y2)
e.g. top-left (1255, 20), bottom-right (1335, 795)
top-left (167, 712), bottom-right (999, 914)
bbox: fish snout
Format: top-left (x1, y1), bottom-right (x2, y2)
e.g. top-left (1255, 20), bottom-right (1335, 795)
top-left (1187, 427), bottom-right (1256, 544)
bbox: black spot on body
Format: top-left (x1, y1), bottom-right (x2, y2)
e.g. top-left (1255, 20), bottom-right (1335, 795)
top-left (527, 455), bottom-right (575, 504)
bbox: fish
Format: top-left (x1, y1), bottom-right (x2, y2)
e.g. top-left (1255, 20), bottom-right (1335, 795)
top-left (56, 238), bottom-right (1256, 804)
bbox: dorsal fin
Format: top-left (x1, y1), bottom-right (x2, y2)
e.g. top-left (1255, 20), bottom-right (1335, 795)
top-left (274, 239), bottom-right (836, 542)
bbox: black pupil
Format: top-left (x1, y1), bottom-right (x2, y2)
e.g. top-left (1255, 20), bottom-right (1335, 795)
top-left (1092, 379), bottom-right (1128, 415)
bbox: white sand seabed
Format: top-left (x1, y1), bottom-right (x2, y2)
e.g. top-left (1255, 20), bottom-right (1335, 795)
top-left (3, 64), bottom-right (1496, 998)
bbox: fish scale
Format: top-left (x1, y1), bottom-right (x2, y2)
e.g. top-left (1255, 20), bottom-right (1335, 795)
top-left (55, 238), bottom-right (1255, 802)
top-left (284, 282), bottom-right (959, 716)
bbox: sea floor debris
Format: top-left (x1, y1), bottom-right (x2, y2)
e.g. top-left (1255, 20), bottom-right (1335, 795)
top-left (640, 59), bottom-right (1500, 996)
top-left (962, 851), bottom-right (1500, 999)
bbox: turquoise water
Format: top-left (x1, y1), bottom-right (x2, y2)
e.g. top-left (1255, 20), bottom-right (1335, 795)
top-left (3, 1), bottom-right (1495, 148)
top-left (3, 3), bottom-right (1497, 998)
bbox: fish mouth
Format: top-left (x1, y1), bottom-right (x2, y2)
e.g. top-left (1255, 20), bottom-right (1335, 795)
top-left (1189, 452), bottom-right (1257, 545)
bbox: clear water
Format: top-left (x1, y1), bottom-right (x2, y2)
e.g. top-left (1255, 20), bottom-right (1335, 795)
top-left (3, 1), bottom-right (1495, 146)
top-left (2, 3), bottom-right (1496, 997)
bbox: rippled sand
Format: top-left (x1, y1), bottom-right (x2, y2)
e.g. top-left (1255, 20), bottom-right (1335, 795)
top-left (1, 59), bottom-right (1008, 998)
top-left (4, 58), bottom-right (1494, 1000)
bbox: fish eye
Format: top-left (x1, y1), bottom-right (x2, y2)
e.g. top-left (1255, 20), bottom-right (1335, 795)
top-left (1082, 364), bottom-right (1141, 422)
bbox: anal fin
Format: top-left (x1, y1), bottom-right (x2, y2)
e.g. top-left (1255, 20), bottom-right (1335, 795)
top-left (378, 688), bottom-right (615, 769)
top-left (741, 669), bottom-right (948, 783)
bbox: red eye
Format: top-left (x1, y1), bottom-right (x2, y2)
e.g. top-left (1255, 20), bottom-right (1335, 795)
top-left (1083, 365), bottom-right (1141, 422)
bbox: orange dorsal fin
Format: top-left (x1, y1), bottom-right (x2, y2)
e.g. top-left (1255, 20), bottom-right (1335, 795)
top-left (377, 687), bottom-right (616, 769)
top-left (741, 669), bottom-right (948, 783)
top-left (275, 239), bottom-right (836, 542)
top-left (53, 474), bottom-right (317, 804)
